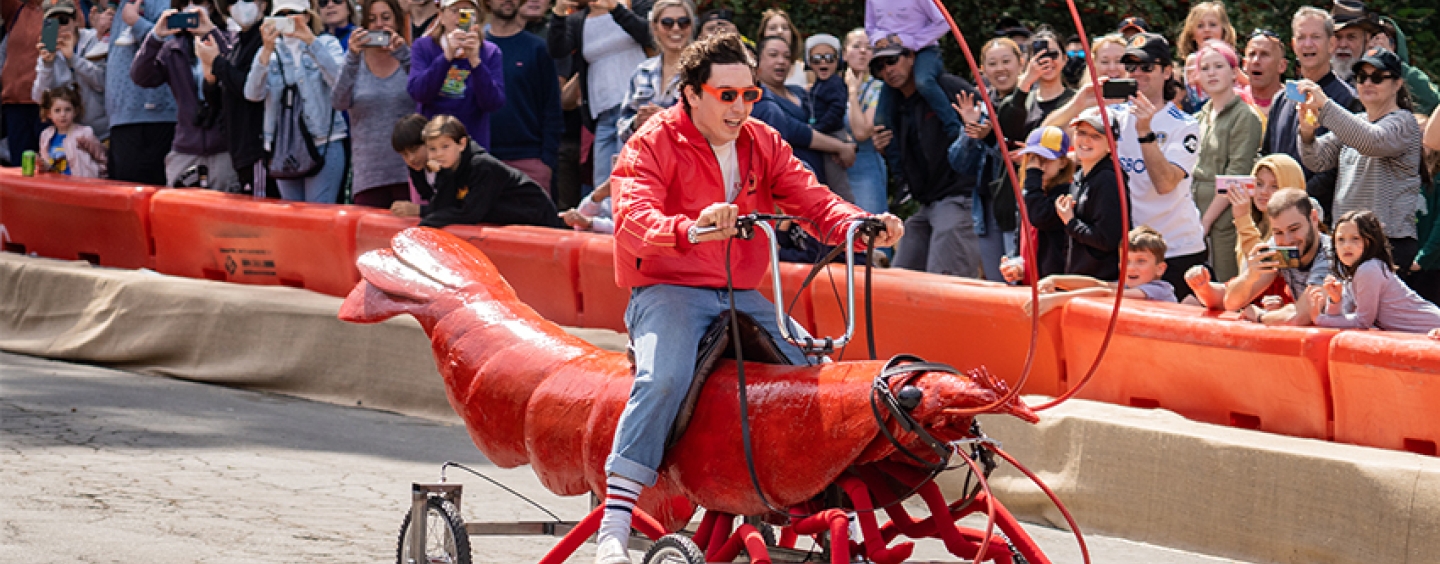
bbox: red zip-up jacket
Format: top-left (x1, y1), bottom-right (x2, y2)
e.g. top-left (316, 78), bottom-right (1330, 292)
top-left (612, 103), bottom-right (866, 290)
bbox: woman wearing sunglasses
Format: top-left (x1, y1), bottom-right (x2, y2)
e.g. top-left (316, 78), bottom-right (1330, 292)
top-left (615, 0), bottom-right (694, 145)
top-left (318, 0), bottom-right (356, 48)
top-left (750, 35), bottom-right (856, 186)
top-left (1298, 47), bottom-right (1426, 275)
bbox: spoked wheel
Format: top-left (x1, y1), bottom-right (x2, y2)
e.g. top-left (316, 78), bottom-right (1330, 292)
top-left (642, 534), bottom-right (705, 564)
top-left (396, 497), bottom-right (471, 564)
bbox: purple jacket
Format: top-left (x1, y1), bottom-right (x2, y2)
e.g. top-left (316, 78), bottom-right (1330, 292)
top-left (408, 35), bottom-right (505, 150)
top-left (131, 29), bottom-right (235, 157)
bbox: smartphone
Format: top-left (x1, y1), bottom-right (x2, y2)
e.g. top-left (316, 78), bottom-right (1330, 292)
top-left (457, 8), bottom-right (475, 31)
top-left (1271, 246), bottom-right (1302, 269)
top-left (41, 17), bottom-right (59, 52)
top-left (1031, 40), bottom-right (1048, 55)
top-left (1214, 175), bottom-right (1255, 196)
top-left (166, 11), bottom-right (199, 30)
top-left (265, 15), bottom-right (294, 34)
top-left (1284, 80), bottom-right (1306, 103)
top-left (1101, 78), bottom-right (1138, 100)
top-left (362, 29), bottom-right (391, 48)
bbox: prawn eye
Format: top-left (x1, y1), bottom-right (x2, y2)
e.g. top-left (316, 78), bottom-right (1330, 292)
top-left (897, 386), bottom-right (924, 412)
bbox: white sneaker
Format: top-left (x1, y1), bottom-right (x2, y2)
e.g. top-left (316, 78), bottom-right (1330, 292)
top-left (594, 535), bottom-right (633, 564)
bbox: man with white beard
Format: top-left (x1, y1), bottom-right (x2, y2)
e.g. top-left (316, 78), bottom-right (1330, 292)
top-left (1329, 0), bottom-right (1379, 82)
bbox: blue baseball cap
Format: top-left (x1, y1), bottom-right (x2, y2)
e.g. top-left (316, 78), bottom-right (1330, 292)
top-left (1014, 126), bottom-right (1070, 160)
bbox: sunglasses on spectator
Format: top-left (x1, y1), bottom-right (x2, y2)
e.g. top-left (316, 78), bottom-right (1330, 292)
top-left (1353, 70), bottom-right (1396, 84)
top-left (658, 16), bottom-right (691, 29)
top-left (701, 83), bottom-right (762, 104)
top-left (316, 0), bottom-right (348, 6)
top-left (809, 53), bottom-right (836, 64)
top-left (49, 14), bottom-right (73, 24)
top-left (1249, 28), bottom-right (1280, 42)
top-left (275, 10), bottom-right (304, 17)
top-left (1123, 62), bottom-right (1156, 73)
top-left (869, 54), bottom-right (903, 74)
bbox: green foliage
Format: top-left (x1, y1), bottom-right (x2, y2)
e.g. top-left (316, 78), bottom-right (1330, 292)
top-left (695, 0), bottom-right (1438, 82)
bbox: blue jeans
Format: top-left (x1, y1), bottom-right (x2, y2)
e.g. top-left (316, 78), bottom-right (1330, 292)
top-left (875, 46), bottom-right (961, 140)
top-left (848, 140), bottom-right (888, 215)
top-left (277, 140), bottom-right (345, 203)
top-left (592, 105), bottom-right (622, 189)
top-left (605, 285), bottom-right (812, 486)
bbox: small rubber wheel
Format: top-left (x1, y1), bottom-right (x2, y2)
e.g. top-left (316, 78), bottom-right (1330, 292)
top-left (396, 497), bottom-right (471, 564)
top-left (642, 534), bottom-right (706, 564)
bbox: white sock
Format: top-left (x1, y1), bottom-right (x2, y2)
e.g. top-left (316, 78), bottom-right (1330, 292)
top-left (598, 475), bottom-right (642, 544)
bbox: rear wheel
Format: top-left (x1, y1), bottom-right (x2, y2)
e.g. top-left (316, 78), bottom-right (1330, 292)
top-left (396, 497), bottom-right (471, 564)
top-left (642, 534), bottom-right (706, 564)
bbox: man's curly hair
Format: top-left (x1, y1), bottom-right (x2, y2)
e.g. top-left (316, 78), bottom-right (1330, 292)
top-left (678, 32), bottom-right (757, 111)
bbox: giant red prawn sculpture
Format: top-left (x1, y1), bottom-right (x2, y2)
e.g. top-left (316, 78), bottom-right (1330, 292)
top-left (341, 228), bottom-right (1071, 564)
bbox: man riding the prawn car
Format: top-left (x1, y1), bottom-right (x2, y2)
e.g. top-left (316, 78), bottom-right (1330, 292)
top-left (600, 32), bottom-right (904, 564)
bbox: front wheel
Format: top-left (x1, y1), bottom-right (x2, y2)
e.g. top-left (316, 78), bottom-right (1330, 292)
top-left (642, 534), bottom-right (706, 564)
top-left (397, 497), bottom-right (471, 564)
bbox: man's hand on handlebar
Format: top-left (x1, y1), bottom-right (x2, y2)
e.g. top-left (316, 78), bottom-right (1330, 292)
top-left (868, 213), bottom-right (905, 248)
top-left (692, 203), bottom-right (741, 242)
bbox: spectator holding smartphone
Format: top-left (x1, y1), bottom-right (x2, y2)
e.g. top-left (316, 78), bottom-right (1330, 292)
top-left (1044, 33), bottom-right (1208, 299)
top-left (486, 0), bottom-right (562, 191)
top-left (245, 0), bottom-right (350, 202)
top-left (1221, 188), bottom-right (1331, 324)
top-left (547, 0), bottom-right (648, 190)
top-left (1297, 47), bottom-right (1424, 272)
top-left (107, 0), bottom-right (180, 184)
top-left (333, 0), bottom-right (412, 208)
top-left (1191, 39), bottom-right (1261, 283)
top-left (206, 0), bottom-right (271, 196)
top-left (131, 0), bottom-right (237, 190)
top-left (33, 0), bottom-right (109, 142)
top-left (410, 0), bottom-right (502, 150)
top-left (1310, 210), bottom-right (1440, 331)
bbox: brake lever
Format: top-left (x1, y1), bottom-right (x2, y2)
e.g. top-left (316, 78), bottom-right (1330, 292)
top-left (693, 214), bottom-right (760, 241)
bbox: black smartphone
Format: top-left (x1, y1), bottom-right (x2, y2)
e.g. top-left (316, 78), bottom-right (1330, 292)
top-left (41, 17), bottom-right (59, 52)
top-left (363, 30), bottom-right (392, 47)
top-left (166, 11), bottom-right (199, 30)
top-left (1031, 40), bottom-right (1048, 55)
top-left (1102, 78), bottom-right (1138, 99)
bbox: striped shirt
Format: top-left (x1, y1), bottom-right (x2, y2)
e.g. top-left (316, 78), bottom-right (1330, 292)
top-left (1299, 102), bottom-right (1424, 238)
top-left (616, 55), bottom-right (681, 145)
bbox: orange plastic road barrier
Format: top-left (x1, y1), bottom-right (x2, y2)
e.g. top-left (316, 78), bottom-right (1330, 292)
top-left (576, 233), bottom-right (629, 332)
top-left (354, 213), bottom-right (420, 260)
top-left (446, 225), bottom-right (584, 327)
top-left (1063, 299), bottom-right (1335, 440)
top-left (810, 267), bottom-right (1067, 397)
top-left (1328, 332), bottom-right (1440, 455)
top-left (0, 170), bottom-right (156, 268)
top-left (150, 190), bottom-right (373, 297)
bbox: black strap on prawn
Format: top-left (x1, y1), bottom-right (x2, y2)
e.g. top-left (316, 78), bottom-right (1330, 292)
top-left (869, 354), bottom-right (958, 473)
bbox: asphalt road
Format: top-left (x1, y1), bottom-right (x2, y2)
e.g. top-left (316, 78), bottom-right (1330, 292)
top-left (0, 351), bottom-right (1242, 563)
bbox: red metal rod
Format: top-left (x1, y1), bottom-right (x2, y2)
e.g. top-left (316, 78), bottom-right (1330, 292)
top-left (1029, 0), bottom-right (1134, 412)
top-left (926, 0), bottom-right (1042, 414)
top-left (995, 446), bottom-right (1091, 563)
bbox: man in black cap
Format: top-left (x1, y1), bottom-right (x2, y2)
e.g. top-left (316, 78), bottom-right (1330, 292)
top-left (1263, 5), bottom-right (1358, 224)
top-left (994, 16), bottom-right (1031, 55)
top-left (1043, 32), bottom-right (1209, 299)
top-left (697, 8), bottom-right (737, 41)
top-left (872, 43), bottom-right (983, 278)
top-left (1117, 16), bottom-right (1148, 41)
top-left (1330, 0), bottom-right (1379, 82)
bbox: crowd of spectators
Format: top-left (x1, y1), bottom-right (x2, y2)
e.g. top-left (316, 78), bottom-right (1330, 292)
top-left (2, 0), bottom-right (1439, 337)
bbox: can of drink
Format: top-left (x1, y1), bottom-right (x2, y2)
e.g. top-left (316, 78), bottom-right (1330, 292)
top-left (21, 150), bottom-right (37, 177)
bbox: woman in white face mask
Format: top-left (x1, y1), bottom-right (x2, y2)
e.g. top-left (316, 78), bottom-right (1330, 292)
top-left (202, 0), bottom-right (273, 196)
top-left (244, 0), bottom-right (351, 203)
